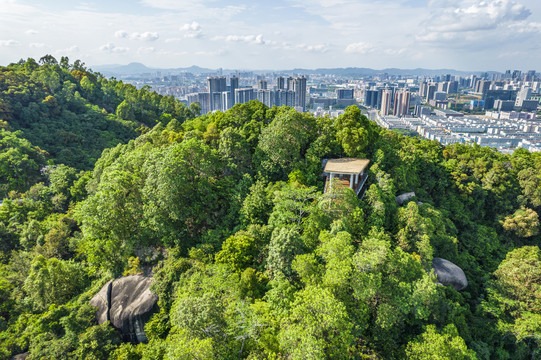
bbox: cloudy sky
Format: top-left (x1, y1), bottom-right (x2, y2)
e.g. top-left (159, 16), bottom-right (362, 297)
top-left (1, 0), bottom-right (541, 71)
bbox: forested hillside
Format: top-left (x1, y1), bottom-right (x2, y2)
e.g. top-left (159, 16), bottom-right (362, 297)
top-left (0, 60), bottom-right (540, 359)
top-left (0, 56), bottom-right (197, 198)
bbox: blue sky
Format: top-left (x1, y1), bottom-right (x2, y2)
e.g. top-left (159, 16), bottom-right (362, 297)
top-left (1, 0), bottom-right (541, 71)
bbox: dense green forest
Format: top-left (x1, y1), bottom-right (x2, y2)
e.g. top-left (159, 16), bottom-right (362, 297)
top-left (0, 55), bottom-right (197, 198)
top-left (0, 58), bottom-right (540, 359)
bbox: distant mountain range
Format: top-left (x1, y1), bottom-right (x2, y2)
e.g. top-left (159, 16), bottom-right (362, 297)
top-left (91, 62), bottom-right (492, 77)
top-left (91, 63), bottom-right (214, 76)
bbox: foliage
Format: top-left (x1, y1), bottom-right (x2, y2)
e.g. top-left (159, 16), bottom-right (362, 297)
top-left (0, 70), bottom-right (540, 359)
top-left (406, 324), bottom-right (477, 359)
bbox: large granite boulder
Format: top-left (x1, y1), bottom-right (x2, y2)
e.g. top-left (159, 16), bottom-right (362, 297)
top-left (11, 353), bottom-right (29, 360)
top-left (396, 192), bottom-right (416, 206)
top-left (432, 257), bottom-right (468, 291)
top-left (90, 275), bottom-right (158, 343)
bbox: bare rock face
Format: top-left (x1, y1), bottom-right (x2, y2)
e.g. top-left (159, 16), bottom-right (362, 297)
top-left (396, 192), bottom-right (416, 206)
top-left (90, 275), bottom-right (158, 343)
top-left (11, 353), bottom-right (29, 360)
top-left (432, 257), bottom-right (468, 291)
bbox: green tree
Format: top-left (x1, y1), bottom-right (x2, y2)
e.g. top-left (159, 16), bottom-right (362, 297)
top-left (278, 285), bottom-right (354, 359)
top-left (334, 105), bottom-right (374, 157)
top-left (23, 255), bottom-right (88, 311)
top-left (215, 231), bottom-right (258, 272)
top-left (70, 323), bottom-right (121, 360)
top-left (0, 129), bottom-right (46, 197)
top-left (406, 324), bottom-right (477, 359)
top-left (255, 108), bottom-right (316, 180)
top-left (266, 227), bottom-right (304, 277)
top-left (501, 207), bottom-right (539, 238)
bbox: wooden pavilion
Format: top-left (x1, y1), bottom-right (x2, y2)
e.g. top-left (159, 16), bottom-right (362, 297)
top-left (323, 158), bottom-right (370, 197)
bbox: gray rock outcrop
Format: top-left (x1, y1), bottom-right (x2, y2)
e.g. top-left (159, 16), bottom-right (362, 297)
top-left (11, 353), bottom-right (29, 360)
top-left (432, 257), bottom-right (468, 291)
top-left (396, 192), bottom-right (416, 205)
top-left (90, 275), bottom-right (158, 343)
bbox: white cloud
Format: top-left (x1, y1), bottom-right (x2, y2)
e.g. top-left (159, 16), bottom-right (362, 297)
top-left (100, 42), bottom-right (129, 53)
top-left (384, 48), bottom-right (407, 56)
top-left (414, 0), bottom-right (536, 53)
top-left (137, 46), bottom-right (155, 54)
top-left (139, 0), bottom-right (199, 10)
top-left (164, 38), bottom-right (182, 43)
top-left (58, 45), bottom-right (80, 53)
top-left (424, 0), bottom-right (531, 33)
top-left (25, 29), bottom-right (38, 35)
top-left (509, 21), bottom-right (541, 33)
top-left (214, 34), bottom-right (265, 45)
top-left (0, 40), bottom-right (20, 47)
top-left (115, 30), bottom-right (129, 39)
top-left (139, 0), bottom-right (246, 19)
top-left (133, 32), bottom-right (159, 41)
top-left (297, 43), bottom-right (329, 53)
top-left (76, 2), bottom-right (97, 11)
top-left (345, 42), bottom-right (373, 54)
top-left (29, 42), bottom-right (45, 48)
top-left (181, 21), bottom-right (202, 38)
top-left (114, 30), bottom-right (159, 41)
top-left (195, 49), bottom-right (227, 56)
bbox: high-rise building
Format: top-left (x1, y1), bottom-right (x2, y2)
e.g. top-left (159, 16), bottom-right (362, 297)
top-left (419, 82), bottom-right (428, 97)
top-left (275, 90), bottom-right (295, 107)
top-left (257, 90), bottom-right (274, 107)
top-left (483, 89), bottom-right (516, 109)
top-left (221, 91), bottom-right (231, 111)
top-left (434, 91), bottom-right (447, 101)
top-left (426, 84), bottom-right (436, 102)
top-left (258, 80), bottom-right (267, 90)
top-left (525, 70), bottom-right (536, 82)
top-left (337, 89), bottom-right (354, 99)
top-left (380, 89), bottom-right (392, 116)
top-left (474, 79), bottom-right (488, 93)
top-left (212, 92), bottom-right (222, 112)
top-left (515, 87), bottom-right (532, 107)
top-left (364, 89), bottom-right (379, 108)
top-left (437, 82), bottom-right (448, 93)
top-left (292, 76), bottom-right (307, 111)
top-left (276, 76), bottom-right (285, 90)
top-left (521, 99), bottom-right (539, 111)
top-left (393, 90), bottom-right (411, 117)
top-left (414, 105), bottom-right (431, 117)
top-left (230, 76), bottom-right (239, 107)
top-left (207, 76), bottom-right (226, 111)
top-left (287, 77), bottom-right (294, 91)
top-left (235, 88), bottom-right (255, 104)
top-left (494, 99), bottom-right (515, 111)
top-left (447, 81), bottom-right (459, 94)
top-left (187, 92), bottom-right (211, 115)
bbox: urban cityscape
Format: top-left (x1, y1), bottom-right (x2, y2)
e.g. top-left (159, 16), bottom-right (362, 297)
top-left (115, 66), bottom-right (541, 153)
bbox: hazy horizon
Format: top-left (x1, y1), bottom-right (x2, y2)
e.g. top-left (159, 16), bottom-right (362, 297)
top-left (2, 0), bottom-right (541, 72)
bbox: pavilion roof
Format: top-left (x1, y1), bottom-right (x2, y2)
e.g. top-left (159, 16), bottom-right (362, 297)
top-left (324, 158), bottom-right (370, 175)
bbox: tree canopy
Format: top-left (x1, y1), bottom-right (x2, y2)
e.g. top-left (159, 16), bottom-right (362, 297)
top-left (0, 58), bottom-right (540, 359)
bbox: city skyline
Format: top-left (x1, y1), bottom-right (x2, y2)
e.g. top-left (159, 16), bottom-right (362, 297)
top-left (2, 0), bottom-right (541, 71)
